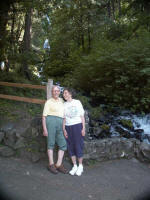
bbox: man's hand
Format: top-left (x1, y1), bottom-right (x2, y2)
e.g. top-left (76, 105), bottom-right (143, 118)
top-left (63, 130), bottom-right (68, 139)
top-left (43, 130), bottom-right (48, 137)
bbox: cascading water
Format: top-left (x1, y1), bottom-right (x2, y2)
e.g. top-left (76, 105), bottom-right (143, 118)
top-left (112, 113), bottom-right (150, 144)
top-left (88, 108), bottom-right (150, 144)
top-left (132, 114), bottom-right (150, 135)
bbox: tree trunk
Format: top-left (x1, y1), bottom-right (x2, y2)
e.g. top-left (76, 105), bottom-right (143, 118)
top-left (21, 7), bottom-right (32, 80)
top-left (107, 0), bottom-right (111, 19)
top-left (0, 1), bottom-right (11, 62)
top-left (118, 0), bottom-right (121, 16)
top-left (78, 0), bottom-right (85, 51)
top-left (4, 59), bottom-right (10, 72)
top-left (111, 0), bottom-right (115, 20)
top-left (87, 14), bottom-right (91, 51)
top-left (10, 4), bottom-right (15, 48)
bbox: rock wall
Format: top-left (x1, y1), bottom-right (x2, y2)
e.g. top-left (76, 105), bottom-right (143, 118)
top-left (0, 117), bottom-right (150, 163)
top-left (84, 138), bottom-right (150, 162)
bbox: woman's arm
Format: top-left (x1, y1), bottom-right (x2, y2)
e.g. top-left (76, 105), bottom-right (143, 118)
top-left (42, 116), bottom-right (48, 137)
top-left (81, 115), bottom-right (86, 136)
top-left (63, 118), bottom-right (68, 138)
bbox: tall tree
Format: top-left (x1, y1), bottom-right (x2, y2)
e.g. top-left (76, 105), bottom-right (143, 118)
top-left (21, 7), bottom-right (32, 80)
top-left (0, 0), bottom-right (13, 62)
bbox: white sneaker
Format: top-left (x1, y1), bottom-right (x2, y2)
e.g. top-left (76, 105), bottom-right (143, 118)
top-left (75, 165), bottom-right (83, 176)
top-left (69, 165), bottom-right (78, 175)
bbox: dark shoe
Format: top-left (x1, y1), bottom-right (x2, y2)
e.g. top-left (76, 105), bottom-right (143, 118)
top-left (56, 164), bottom-right (68, 174)
top-left (47, 164), bottom-right (58, 174)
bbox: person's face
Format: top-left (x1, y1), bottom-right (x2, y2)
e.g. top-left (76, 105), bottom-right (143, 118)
top-left (63, 90), bottom-right (72, 101)
top-left (52, 86), bottom-right (60, 99)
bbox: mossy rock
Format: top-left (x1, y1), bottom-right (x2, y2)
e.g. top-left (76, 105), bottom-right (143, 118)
top-left (119, 119), bottom-right (134, 130)
top-left (100, 124), bottom-right (110, 131)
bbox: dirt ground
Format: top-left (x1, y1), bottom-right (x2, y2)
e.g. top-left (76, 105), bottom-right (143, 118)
top-left (0, 157), bottom-right (150, 200)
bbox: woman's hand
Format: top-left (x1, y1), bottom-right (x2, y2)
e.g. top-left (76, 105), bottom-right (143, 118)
top-left (63, 129), bottom-right (68, 139)
top-left (81, 128), bottom-right (85, 137)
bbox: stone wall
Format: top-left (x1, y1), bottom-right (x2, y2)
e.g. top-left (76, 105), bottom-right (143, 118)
top-left (84, 138), bottom-right (150, 162)
top-left (0, 117), bottom-right (150, 163)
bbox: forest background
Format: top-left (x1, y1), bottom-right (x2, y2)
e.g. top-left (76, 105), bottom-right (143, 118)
top-left (0, 0), bottom-right (150, 118)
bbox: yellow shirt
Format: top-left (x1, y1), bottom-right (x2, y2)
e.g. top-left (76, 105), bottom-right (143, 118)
top-left (43, 98), bottom-right (64, 118)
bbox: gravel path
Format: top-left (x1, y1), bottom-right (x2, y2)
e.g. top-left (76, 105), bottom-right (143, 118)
top-left (0, 157), bottom-right (150, 200)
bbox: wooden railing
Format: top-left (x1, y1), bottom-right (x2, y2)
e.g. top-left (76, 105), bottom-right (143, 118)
top-left (0, 79), bottom-right (53, 104)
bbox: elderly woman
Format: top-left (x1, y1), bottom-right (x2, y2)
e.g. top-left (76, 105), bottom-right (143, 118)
top-left (63, 88), bottom-right (85, 176)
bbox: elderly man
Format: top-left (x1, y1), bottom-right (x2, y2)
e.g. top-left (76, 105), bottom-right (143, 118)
top-left (42, 85), bottom-right (68, 174)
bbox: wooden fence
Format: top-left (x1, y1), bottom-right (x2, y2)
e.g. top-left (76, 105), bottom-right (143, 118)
top-left (0, 79), bottom-right (53, 104)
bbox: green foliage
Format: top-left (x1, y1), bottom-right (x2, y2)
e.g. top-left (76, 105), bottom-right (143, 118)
top-left (75, 94), bottom-right (91, 110)
top-left (1, 0), bottom-right (150, 114)
top-left (0, 72), bottom-right (44, 119)
top-left (71, 32), bottom-right (150, 112)
top-left (0, 71), bottom-right (46, 99)
top-left (0, 100), bottom-right (19, 120)
top-left (100, 124), bottom-right (110, 131)
top-left (0, 99), bottom-right (43, 120)
top-left (119, 119), bottom-right (133, 129)
top-left (89, 106), bottom-right (103, 120)
top-left (105, 23), bottom-right (130, 41)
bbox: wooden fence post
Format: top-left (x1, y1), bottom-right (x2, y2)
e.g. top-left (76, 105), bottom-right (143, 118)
top-left (46, 79), bottom-right (53, 99)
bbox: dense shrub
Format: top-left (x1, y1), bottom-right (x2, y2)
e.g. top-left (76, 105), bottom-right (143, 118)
top-left (71, 33), bottom-right (150, 112)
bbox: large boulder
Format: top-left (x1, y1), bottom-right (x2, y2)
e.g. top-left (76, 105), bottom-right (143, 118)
top-left (0, 146), bottom-right (15, 157)
top-left (4, 130), bottom-right (17, 148)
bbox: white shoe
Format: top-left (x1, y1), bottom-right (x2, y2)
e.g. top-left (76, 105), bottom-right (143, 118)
top-left (69, 165), bottom-right (78, 175)
top-left (75, 166), bottom-right (83, 176)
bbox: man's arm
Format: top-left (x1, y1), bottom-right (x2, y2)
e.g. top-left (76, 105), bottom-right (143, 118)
top-left (42, 116), bottom-right (48, 137)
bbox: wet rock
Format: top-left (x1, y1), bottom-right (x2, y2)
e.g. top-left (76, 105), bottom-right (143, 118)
top-left (93, 127), bottom-right (103, 137)
top-left (115, 126), bottom-right (131, 138)
top-left (134, 121), bottom-right (141, 128)
top-left (134, 129), bottom-right (144, 141)
top-left (90, 120), bottom-right (99, 127)
top-left (119, 119), bottom-right (134, 130)
top-left (99, 114), bottom-right (107, 123)
top-left (145, 134), bottom-right (150, 143)
top-left (134, 129), bottom-right (144, 134)
top-left (100, 124), bottom-right (111, 138)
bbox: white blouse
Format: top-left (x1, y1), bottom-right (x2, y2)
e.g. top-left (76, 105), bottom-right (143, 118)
top-left (64, 99), bottom-right (84, 126)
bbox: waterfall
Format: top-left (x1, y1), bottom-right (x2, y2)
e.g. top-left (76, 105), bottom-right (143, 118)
top-left (132, 114), bottom-right (150, 135)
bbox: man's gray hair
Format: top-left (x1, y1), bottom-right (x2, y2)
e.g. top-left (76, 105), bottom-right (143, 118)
top-left (52, 85), bottom-right (60, 91)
